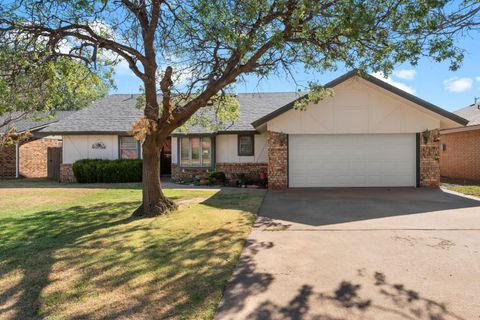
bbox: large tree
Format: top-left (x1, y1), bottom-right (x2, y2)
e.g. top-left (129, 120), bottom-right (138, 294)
top-left (2, 0), bottom-right (478, 216)
top-left (0, 41), bottom-right (112, 146)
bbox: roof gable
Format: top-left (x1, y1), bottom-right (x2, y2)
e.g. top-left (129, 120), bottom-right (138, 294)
top-left (252, 70), bottom-right (468, 128)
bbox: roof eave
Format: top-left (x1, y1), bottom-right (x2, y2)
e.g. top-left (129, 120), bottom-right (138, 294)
top-left (39, 130), bottom-right (131, 135)
top-left (441, 123), bottom-right (480, 134)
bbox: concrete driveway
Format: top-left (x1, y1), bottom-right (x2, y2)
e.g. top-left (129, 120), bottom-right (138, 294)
top-left (215, 188), bottom-right (480, 320)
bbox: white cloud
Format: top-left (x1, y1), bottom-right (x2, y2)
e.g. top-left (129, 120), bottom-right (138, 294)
top-left (393, 69), bottom-right (416, 81)
top-left (371, 72), bottom-right (416, 94)
top-left (476, 76), bottom-right (480, 82)
top-left (443, 77), bottom-right (473, 93)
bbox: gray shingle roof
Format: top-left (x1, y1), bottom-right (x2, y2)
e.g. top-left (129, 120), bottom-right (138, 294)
top-left (41, 94), bottom-right (144, 134)
top-left (0, 111), bottom-right (75, 133)
top-left (229, 92), bottom-right (300, 131)
top-left (41, 92), bottom-right (300, 134)
top-left (454, 104), bottom-right (480, 126)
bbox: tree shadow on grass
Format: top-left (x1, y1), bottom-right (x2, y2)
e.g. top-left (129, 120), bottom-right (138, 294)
top-left (0, 189), bottom-right (267, 319)
top-left (0, 201), bottom-right (138, 319)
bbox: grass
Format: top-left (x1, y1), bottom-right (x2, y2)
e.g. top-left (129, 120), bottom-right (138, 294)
top-left (0, 179), bottom-right (266, 319)
top-left (443, 183), bottom-right (480, 198)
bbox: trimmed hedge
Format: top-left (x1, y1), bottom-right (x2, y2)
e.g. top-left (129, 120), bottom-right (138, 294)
top-left (72, 159), bottom-right (143, 183)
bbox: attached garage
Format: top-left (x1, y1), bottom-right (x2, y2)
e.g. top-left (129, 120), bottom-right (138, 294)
top-left (288, 134), bottom-right (416, 187)
top-left (252, 71), bottom-right (468, 189)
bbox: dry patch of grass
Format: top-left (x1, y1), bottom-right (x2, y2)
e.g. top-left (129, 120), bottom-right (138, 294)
top-left (0, 183), bottom-right (265, 319)
top-left (0, 188), bottom-right (100, 213)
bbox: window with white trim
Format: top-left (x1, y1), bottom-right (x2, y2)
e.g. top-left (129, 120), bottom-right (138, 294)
top-left (119, 136), bottom-right (139, 159)
top-left (180, 136), bottom-right (212, 167)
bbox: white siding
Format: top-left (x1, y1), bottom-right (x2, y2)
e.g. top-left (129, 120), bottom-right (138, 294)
top-left (171, 137), bottom-right (178, 164)
top-left (63, 135), bottom-right (119, 164)
top-left (215, 133), bottom-right (268, 163)
top-left (267, 77), bottom-right (457, 134)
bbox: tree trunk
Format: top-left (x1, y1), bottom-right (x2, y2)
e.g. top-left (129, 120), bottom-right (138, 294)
top-left (132, 133), bottom-right (177, 217)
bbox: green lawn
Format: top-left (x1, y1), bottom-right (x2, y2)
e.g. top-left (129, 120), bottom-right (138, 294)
top-left (444, 184), bottom-right (480, 198)
top-left (0, 180), bottom-right (265, 319)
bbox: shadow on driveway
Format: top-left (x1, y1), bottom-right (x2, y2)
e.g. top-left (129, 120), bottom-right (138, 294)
top-left (215, 187), bottom-right (480, 319)
top-left (257, 188), bottom-right (480, 229)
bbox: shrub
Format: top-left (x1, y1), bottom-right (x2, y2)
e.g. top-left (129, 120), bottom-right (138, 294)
top-left (209, 171), bottom-right (226, 183)
top-left (72, 159), bottom-right (142, 183)
top-left (237, 173), bottom-right (248, 186)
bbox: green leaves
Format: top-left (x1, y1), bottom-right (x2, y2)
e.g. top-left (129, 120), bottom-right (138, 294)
top-left (0, 44), bottom-right (112, 131)
top-left (181, 93), bottom-right (240, 132)
top-left (294, 83), bottom-right (335, 111)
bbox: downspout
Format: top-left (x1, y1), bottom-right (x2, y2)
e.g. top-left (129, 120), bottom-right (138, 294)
top-left (15, 142), bottom-right (19, 178)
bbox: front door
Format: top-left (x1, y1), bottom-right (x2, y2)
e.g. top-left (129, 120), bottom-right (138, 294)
top-left (160, 137), bottom-right (172, 175)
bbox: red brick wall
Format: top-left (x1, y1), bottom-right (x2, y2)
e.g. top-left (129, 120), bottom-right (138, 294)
top-left (19, 138), bottom-right (62, 178)
top-left (60, 164), bottom-right (76, 182)
top-left (0, 145), bottom-right (16, 178)
top-left (171, 164), bottom-right (212, 180)
top-left (440, 129), bottom-right (480, 182)
top-left (267, 131), bottom-right (288, 190)
top-left (171, 163), bottom-right (268, 182)
top-left (216, 163), bottom-right (267, 181)
top-left (419, 129), bottom-right (440, 187)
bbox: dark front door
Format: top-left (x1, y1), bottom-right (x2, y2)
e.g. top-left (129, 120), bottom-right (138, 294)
top-left (160, 137), bottom-right (172, 175)
top-left (47, 147), bottom-right (62, 180)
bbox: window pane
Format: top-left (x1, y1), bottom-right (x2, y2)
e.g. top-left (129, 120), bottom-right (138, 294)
top-left (239, 135), bottom-right (253, 155)
top-left (120, 137), bottom-right (138, 159)
top-left (181, 137), bottom-right (190, 165)
top-left (202, 137), bottom-right (211, 166)
top-left (191, 137), bottom-right (200, 165)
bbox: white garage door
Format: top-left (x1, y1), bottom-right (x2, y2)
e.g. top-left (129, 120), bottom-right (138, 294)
top-left (289, 134), bottom-right (416, 187)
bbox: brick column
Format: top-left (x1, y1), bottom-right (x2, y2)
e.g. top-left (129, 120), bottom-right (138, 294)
top-left (419, 129), bottom-right (440, 187)
top-left (268, 131), bottom-right (288, 190)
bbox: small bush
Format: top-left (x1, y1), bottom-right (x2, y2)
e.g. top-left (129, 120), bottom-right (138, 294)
top-left (209, 171), bottom-right (226, 183)
top-left (72, 159), bottom-right (142, 183)
top-left (237, 173), bottom-right (248, 186)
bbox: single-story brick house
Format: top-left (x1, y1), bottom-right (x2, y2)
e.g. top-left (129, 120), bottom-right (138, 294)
top-left (0, 112), bottom-right (73, 179)
top-left (440, 103), bottom-right (480, 182)
top-left (41, 71), bottom-right (467, 188)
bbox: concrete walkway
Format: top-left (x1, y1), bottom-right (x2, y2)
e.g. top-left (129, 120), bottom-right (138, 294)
top-left (215, 188), bottom-right (480, 320)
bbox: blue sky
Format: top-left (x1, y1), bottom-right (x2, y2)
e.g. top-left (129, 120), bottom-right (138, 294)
top-left (112, 31), bottom-right (480, 113)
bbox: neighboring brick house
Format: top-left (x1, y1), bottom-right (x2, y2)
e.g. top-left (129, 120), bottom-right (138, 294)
top-left (440, 104), bottom-right (480, 182)
top-left (41, 71), bottom-right (466, 189)
top-left (0, 112), bottom-right (72, 179)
